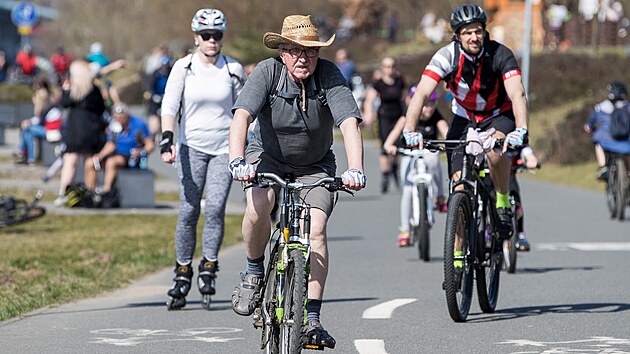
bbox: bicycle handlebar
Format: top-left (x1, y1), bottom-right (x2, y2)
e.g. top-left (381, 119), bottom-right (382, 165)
top-left (247, 172), bottom-right (354, 195)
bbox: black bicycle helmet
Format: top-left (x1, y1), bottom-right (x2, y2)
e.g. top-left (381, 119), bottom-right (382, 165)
top-left (450, 4), bottom-right (487, 34)
top-left (607, 80), bottom-right (628, 101)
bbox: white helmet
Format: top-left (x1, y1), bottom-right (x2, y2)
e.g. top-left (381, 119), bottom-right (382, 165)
top-left (191, 8), bottom-right (226, 32)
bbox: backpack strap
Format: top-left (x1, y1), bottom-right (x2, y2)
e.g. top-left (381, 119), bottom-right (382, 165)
top-left (177, 53), bottom-right (194, 125)
top-left (267, 57), bottom-right (285, 106)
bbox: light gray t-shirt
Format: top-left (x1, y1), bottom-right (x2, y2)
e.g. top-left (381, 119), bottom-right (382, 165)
top-left (233, 57), bottom-right (361, 175)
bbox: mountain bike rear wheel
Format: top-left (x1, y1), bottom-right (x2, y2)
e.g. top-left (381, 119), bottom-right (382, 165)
top-left (416, 184), bottom-right (430, 262)
top-left (262, 245), bottom-right (280, 354)
top-left (503, 197), bottom-right (518, 274)
top-left (476, 201), bottom-right (502, 313)
top-left (615, 158), bottom-right (628, 221)
top-left (443, 192), bottom-right (473, 322)
top-left (607, 160), bottom-right (619, 219)
top-left (281, 248), bottom-right (306, 353)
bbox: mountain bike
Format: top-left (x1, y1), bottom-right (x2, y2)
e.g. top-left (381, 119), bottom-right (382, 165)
top-left (398, 148), bottom-right (436, 261)
top-left (605, 152), bottom-right (629, 221)
top-left (425, 137), bottom-right (509, 322)
top-left (0, 190), bottom-right (46, 227)
top-left (247, 173), bottom-right (351, 353)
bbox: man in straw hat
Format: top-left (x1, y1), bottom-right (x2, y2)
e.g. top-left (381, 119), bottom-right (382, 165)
top-left (228, 14), bottom-right (366, 349)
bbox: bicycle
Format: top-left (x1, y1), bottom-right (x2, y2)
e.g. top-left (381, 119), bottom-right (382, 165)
top-left (605, 152), bottom-right (629, 221)
top-left (398, 148), bottom-right (436, 261)
top-left (0, 190), bottom-right (46, 228)
top-left (246, 173), bottom-right (351, 353)
top-left (424, 137), bottom-right (511, 322)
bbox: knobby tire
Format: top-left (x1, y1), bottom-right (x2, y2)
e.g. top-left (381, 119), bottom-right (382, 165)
top-left (282, 248), bottom-right (306, 354)
top-left (417, 184), bottom-right (430, 262)
top-left (607, 160), bottom-right (618, 219)
top-left (476, 199), bottom-right (502, 313)
top-left (616, 158), bottom-right (628, 221)
top-left (443, 192), bottom-right (473, 322)
top-left (262, 244), bottom-right (280, 354)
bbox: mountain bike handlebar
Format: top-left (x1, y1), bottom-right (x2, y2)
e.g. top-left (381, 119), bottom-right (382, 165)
top-left (248, 172), bottom-right (354, 195)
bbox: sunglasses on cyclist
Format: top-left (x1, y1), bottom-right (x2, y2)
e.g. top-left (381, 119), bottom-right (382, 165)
top-left (282, 47), bottom-right (319, 58)
top-left (198, 32), bottom-right (223, 41)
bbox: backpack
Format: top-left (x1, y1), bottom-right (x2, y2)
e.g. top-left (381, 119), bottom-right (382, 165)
top-left (64, 183), bottom-right (94, 208)
top-left (610, 104), bottom-right (630, 141)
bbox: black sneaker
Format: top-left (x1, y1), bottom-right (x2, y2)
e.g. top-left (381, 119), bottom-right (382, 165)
top-left (496, 207), bottom-right (513, 241)
top-left (231, 273), bottom-right (262, 316)
top-left (303, 319), bottom-right (336, 349)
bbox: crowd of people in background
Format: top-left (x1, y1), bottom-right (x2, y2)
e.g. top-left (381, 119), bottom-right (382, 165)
top-left (5, 39), bottom-right (175, 209)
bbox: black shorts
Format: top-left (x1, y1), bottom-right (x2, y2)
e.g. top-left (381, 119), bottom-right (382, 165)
top-left (445, 113), bottom-right (516, 177)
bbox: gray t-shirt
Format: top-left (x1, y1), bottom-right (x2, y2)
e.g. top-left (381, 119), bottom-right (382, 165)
top-left (233, 57), bottom-right (361, 175)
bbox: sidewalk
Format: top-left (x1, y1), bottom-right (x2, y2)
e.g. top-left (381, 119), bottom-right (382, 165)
top-left (0, 126), bottom-right (246, 216)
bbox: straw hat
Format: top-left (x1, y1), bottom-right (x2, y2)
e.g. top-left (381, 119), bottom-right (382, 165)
top-left (264, 15), bottom-right (335, 49)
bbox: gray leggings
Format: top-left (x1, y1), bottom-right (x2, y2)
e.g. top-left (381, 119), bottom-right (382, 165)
top-left (175, 144), bottom-right (231, 264)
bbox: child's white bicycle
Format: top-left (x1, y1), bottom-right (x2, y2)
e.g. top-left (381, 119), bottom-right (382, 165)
top-left (398, 148), bottom-right (436, 261)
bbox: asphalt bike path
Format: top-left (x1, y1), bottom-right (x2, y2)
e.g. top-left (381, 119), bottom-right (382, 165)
top-left (1, 137), bottom-right (630, 353)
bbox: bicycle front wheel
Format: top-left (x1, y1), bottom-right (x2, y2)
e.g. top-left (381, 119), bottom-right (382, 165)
top-left (417, 184), bottom-right (430, 262)
top-left (443, 192), bottom-right (474, 322)
top-left (281, 248), bottom-right (307, 354)
top-left (476, 201), bottom-right (502, 313)
top-left (615, 158), bottom-right (628, 221)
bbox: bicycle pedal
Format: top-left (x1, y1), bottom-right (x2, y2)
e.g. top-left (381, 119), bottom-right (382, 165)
top-left (303, 343), bottom-right (325, 350)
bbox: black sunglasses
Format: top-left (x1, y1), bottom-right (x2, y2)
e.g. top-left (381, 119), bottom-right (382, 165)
top-left (199, 32), bottom-right (223, 41)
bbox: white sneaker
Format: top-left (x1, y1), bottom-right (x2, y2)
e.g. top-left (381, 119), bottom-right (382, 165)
top-left (53, 196), bottom-right (67, 207)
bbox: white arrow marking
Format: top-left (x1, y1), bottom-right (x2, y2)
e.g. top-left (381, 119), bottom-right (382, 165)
top-left (362, 298), bottom-right (417, 319)
top-left (355, 339), bottom-right (388, 354)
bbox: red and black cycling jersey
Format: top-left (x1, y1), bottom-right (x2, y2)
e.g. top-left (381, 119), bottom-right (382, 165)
top-left (423, 38), bottom-right (521, 123)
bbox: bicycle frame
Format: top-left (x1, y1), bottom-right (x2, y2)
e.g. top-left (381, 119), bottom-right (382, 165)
top-left (250, 173), bottom-right (348, 353)
top-left (400, 148), bottom-right (436, 227)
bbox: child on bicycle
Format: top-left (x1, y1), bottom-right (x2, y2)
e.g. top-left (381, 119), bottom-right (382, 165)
top-left (384, 88), bottom-right (448, 246)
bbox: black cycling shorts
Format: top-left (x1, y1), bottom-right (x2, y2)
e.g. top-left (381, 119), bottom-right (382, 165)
top-left (445, 113), bottom-right (516, 177)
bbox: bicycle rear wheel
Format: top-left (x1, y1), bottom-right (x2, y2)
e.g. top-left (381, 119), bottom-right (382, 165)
top-left (503, 197), bottom-right (518, 274)
top-left (443, 192), bottom-right (474, 322)
top-left (476, 201), bottom-right (502, 313)
top-left (607, 160), bottom-right (618, 219)
top-left (416, 184), bottom-right (430, 262)
top-left (615, 158), bottom-right (628, 221)
top-left (281, 248), bottom-right (306, 353)
top-left (262, 245), bottom-right (280, 354)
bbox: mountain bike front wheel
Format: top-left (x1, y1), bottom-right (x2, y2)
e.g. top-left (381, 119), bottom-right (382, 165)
top-left (281, 248), bottom-right (307, 354)
top-left (443, 192), bottom-right (473, 322)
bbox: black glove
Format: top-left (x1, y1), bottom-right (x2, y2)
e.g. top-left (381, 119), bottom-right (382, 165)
top-left (159, 131), bottom-right (174, 154)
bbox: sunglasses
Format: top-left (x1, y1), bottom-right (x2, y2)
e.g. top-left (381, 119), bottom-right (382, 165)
top-left (198, 32), bottom-right (223, 41)
top-left (282, 47), bottom-right (319, 58)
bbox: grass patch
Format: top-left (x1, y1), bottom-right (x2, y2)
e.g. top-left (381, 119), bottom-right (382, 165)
top-left (0, 213), bottom-right (243, 321)
top-left (523, 160), bottom-right (603, 192)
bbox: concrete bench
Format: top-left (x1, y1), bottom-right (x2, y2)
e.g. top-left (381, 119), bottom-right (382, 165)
top-left (39, 139), bottom-right (61, 167)
top-left (115, 168), bottom-right (155, 208)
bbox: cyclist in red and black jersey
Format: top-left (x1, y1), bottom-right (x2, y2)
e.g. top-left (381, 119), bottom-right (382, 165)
top-left (403, 4), bottom-right (529, 241)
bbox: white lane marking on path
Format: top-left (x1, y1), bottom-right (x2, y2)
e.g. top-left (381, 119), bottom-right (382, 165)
top-left (536, 242), bottom-right (630, 251)
top-left (362, 298), bottom-right (417, 319)
top-left (355, 339), bottom-right (388, 354)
